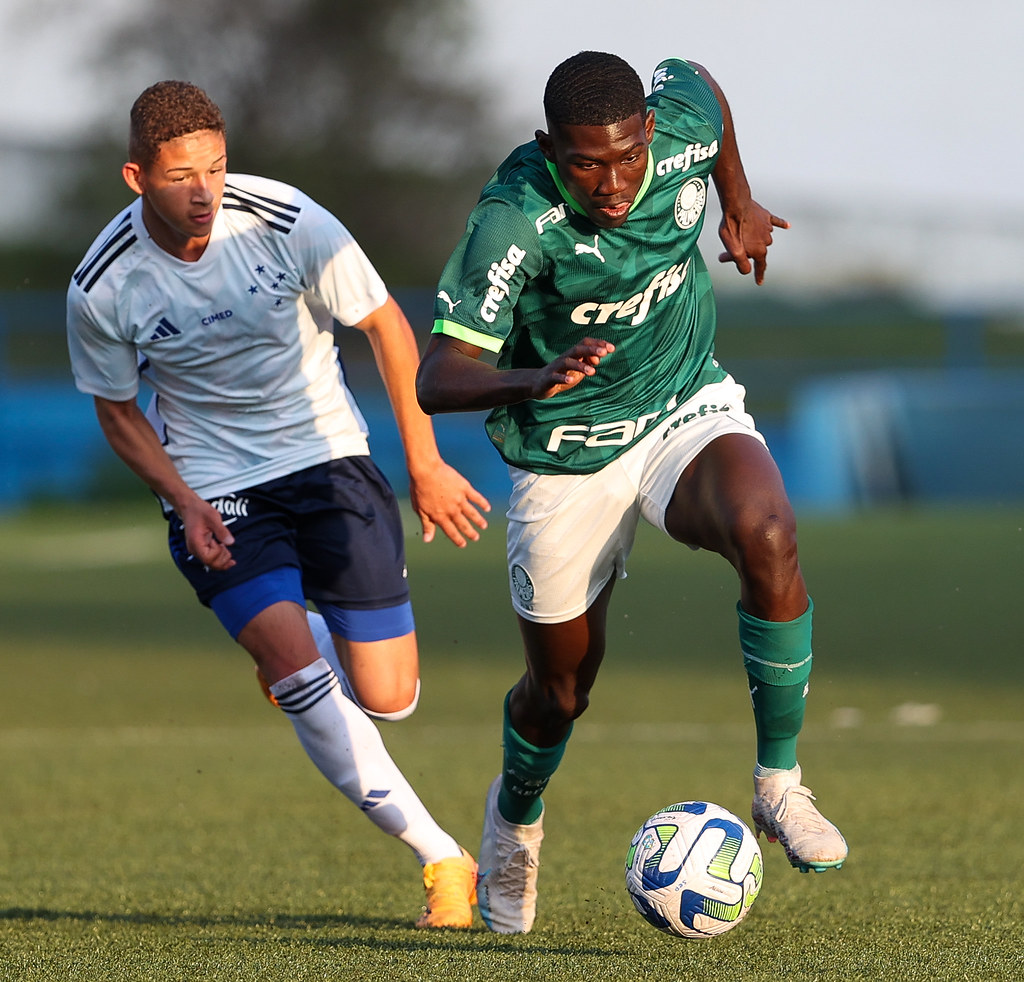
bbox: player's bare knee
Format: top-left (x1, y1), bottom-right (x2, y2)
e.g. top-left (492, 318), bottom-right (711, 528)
top-left (358, 678), bottom-right (420, 721)
top-left (522, 675), bottom-right (579, 730)
top-left (547, 680), bottom-right (591, 725)
top-left (734, 510), bottom-right (798, 572)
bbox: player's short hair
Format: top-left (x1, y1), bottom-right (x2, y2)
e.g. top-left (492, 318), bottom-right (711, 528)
top-left (128, 80), bottom-right (225, 167)
top-left (544, 51), bottom-right (646, 127)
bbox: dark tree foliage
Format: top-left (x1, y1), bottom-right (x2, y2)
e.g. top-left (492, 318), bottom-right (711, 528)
top-left (58, 0), bottom-right (504, 286)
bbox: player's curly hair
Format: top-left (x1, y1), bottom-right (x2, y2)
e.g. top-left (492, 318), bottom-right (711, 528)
top-left (543, 51), bottom-right (645, 127)
top-left (128, 80), bottom-right (225, 167)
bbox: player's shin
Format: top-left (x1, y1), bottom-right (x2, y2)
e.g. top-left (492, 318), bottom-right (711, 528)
top-left (498, 690), bottom-right (571, 825)
top-left (737, 600), bottom-right (813, 770)
top-left (268, 658), bottom-right (460, 865)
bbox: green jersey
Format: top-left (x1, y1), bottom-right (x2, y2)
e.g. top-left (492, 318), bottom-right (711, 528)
top-left (433, 58), bottom-right (729, 474)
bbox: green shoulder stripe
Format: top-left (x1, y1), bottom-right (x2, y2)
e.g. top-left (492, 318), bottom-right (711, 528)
top-left (431, 318), bottom-right (504, 353)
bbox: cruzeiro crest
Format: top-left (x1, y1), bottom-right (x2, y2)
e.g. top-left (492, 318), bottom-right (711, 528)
top-left (674, 177), bottom-right (707, 230)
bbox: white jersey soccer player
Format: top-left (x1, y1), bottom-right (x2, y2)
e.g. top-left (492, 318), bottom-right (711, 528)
top-left (66, 80), bottom-right (487, 929)
top-left (68, 174), bottom-right (379, 500)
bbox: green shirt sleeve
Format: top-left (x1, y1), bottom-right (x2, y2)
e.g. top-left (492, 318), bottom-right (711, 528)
top-left (650, 59), bottom-right (723, 138)
top-left (432, 194), bottom-right (541, 353)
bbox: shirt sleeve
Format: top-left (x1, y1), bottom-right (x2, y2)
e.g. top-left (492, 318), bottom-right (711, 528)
top-left (289, 193), bottom-right (389, 327)
top-left (650, 59), bottom-right (724, 137)
top-left (66, 281), bottom-right (142, 402)
top-left (431, 195), bottom-right (541, 353)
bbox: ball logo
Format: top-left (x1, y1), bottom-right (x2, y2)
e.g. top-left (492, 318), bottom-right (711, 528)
top-left (674, 178), bottom-right (706, 230)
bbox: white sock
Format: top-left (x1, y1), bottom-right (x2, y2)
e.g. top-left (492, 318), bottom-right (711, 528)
top-left (269, 658), bottom-right (460, 866)
top-left (754, 763), bottom-right (801, 780)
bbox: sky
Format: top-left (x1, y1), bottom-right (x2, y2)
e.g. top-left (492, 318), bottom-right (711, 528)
top-left (458, 0), bottom-right (1024, 309)
top-left (2, 0), bottom-right (1023, 308)
top-left (462, 0), bottom-right (1022, 215)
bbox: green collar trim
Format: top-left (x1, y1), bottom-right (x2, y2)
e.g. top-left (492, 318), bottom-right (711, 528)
top-left (545, 150), bottom-right (655, 219)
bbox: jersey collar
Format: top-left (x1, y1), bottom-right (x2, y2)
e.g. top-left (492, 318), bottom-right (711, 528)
top-left (545, 151), bottom-right (655, 221)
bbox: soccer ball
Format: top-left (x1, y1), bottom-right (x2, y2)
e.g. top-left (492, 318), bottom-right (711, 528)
top-left (625, 800), bottom-right (763, 939)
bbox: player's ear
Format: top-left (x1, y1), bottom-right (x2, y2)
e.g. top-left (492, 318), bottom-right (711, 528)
top-left (535, 128), bottom-right (554, 162)
top-left (644, 109), bottom-right (656, 143)
top-left (122, 161), bottom-right (145, 196)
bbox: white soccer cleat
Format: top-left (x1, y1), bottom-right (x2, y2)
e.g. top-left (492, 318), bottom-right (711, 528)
top-left (477, 775), bottom-right (544, 933)
top-left (751, 764), bottom-right (848, 873)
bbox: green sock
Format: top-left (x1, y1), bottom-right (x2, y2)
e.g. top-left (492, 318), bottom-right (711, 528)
top-left (498, 691), bottom-right (571, 825)
top-left (738, 600), bottom-right (814, 771)
top-left (748, 679), bottom-right (806, 769)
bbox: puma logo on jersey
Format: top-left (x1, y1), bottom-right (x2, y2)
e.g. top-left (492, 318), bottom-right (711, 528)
top-left (437, 290), bottom-right (461, 313)
top-left (574, 236), bottom-right (606, 263)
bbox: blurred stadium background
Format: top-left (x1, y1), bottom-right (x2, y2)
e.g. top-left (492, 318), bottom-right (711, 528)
top-left (3, 0), bottom-right (1024, 513)
top-left (4, 286), bottom-right (1023, 514)
top-left (2, 1), bottom-right (1022, 516)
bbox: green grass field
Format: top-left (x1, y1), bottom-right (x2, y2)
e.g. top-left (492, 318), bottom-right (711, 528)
top-left (1, 501), bottom-right (1022, 981)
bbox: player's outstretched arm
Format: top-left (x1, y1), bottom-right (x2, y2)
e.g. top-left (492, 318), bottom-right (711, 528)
top-left (354, 296), bottom-right (491, 547)
top-left (416, 335), bottom-right (615, 414)
top-left (93, 396), bottom-right (236, 570)
top-left (690, 62), bottom-right (790, 285)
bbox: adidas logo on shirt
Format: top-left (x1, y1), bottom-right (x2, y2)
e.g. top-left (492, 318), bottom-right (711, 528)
top-left (149, 317), bottom-right (181, 342)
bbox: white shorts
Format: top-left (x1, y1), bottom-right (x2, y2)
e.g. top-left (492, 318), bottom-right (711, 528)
top-left (505, 376), bottom-right (766, 623)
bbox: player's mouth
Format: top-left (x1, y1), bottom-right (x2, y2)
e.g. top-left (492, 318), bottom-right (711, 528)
top-left (591, 199), bottom-right (632, 226)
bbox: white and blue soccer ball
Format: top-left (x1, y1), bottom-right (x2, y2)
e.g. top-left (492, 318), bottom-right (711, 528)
top-left (625, 800), bottom-right (763, 939)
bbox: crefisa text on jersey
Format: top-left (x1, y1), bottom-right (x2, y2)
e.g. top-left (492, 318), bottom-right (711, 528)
top-left (655, 141), bottom-right (719, 176)
top-left (570, 258), bottom-right (691, 328)
top-left (479, 245), bottom-right (527, 323)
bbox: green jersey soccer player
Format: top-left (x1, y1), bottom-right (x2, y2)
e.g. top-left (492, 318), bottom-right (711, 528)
top-left (432, 58), bottom-right (727, 476)
top-left (418, 52), bottom-right (848, 934)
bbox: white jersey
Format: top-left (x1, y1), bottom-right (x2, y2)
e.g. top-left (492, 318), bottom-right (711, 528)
top-left (67, 174), bottom-right (388, 500)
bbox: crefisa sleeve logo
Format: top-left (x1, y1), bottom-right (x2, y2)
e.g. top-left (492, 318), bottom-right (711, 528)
top-left (480, 244), bottom-right (526, 323)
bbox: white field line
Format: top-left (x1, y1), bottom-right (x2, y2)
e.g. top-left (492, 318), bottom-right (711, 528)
top-left (2, 719), bottom-right (1023, 751)
top-left (11, 527), bottom-right (166, 569)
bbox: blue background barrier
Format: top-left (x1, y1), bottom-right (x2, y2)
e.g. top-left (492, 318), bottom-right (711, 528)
top-left (3, 290), bottom-right (1022, 512)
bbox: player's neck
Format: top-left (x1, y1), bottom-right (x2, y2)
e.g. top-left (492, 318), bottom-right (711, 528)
top-left (140, 200), bottom-right (212, 262)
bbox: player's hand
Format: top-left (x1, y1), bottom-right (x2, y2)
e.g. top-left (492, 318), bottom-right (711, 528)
top-left (409, 459), bottom-right (491, 548)
top-left (180, 497), bottom-right (236, 570)
top-left (717, 200), bottom-right (789, 285)
top-left (532, 337), bottom-right (615, 400)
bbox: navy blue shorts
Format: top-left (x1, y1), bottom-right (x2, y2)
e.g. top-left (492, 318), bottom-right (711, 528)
top-left (167, 457), bottom-right (413, 640)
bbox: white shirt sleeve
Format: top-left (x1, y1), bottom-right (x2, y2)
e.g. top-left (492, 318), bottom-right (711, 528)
top-left (66, 282), bottom-right (141, 402)
top-left (290, 194), bottom-right (389, 327)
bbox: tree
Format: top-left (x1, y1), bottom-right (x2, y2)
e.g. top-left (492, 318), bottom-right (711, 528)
top-left (57, 0), bottom-right (502, 285)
